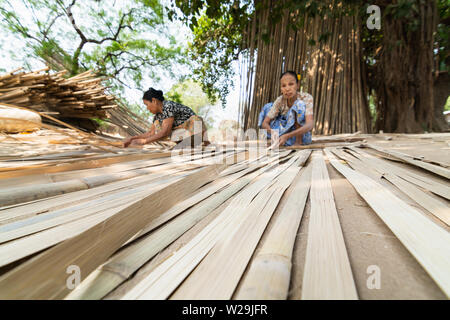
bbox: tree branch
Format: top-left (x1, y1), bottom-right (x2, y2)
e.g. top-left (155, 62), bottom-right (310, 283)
top-left (65, 0), bottom-right (87, 43)
top-left (42, 13), bottom-right (64, 41)
top-left (0, 6), bottom-right (40, 42)
top-left (84, 9), bottom-right (134, 45)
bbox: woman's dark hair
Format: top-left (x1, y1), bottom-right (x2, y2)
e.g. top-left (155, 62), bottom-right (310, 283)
top-left (280, 70), bottom-right (299, 83)
top-left (143, 87), bottom-right (164, 102)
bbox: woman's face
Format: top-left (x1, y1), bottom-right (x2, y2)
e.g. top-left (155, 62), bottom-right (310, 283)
top-left (143, 98), bottom-right (158, 114)
top-left (280, 74), bottom-right (298, 100)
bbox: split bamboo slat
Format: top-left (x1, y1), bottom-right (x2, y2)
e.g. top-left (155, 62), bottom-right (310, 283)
top-left (0, 150), bottom-right (174, 179)
top-left (128, 151), bottom-right (287, 242)
top-left (301, 151), bottom-right (358, 300)
top-left (343, 147), bottom-right (450, 200)
top-left (66, 153), bottom-right (288, 299)
top-left (0, 163), bottom-right (207, 244)
top-left (170, 151), bottom-right (311, 300)
top-left (0, 163), bottom-right (226, 299)
top-left (0, 170), bottom-right (195, 267)
top-left (0, 152), bottom-right (229, 233)
top-left (121, 152), bottom-right (305, 299)
top-left (0, 159), bottom-right (202, 225)
top-left (285, 141), bottom-right (363, 150)
top-left (324, 149), bottom-right (450, 298)
top-left (366, 143), bottom-right (450, 179)
top-left (0, 149), bottom-right (224, 207)
top-left (343, 147), bottom-right (450, 226)
top-left (1, 126), bottom-right (448, 301)
top-left (234, 164), bottom-right (312, 300)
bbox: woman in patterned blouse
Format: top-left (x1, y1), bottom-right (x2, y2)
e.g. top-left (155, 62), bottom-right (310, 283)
top-left (123, 88), bottom-right (208, 147)
top-left (260, 71), bottom-right (314, 146)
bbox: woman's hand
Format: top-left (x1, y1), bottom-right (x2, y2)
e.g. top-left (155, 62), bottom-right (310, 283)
top-left (271, 134), bottom-right (289, 149)
top-left (123, 137), bottom-right (134, 148)
top-left (261, 116), bottom-right (272, 134)
top-left (278, 134), bottom-right (289, 146)
top-left (129, 138), bottom-right (147, 146)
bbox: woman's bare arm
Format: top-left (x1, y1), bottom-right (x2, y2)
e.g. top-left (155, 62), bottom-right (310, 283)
top-left (123, 124), bottom-right (156, 147)
top-left (139, 117), bottom-right (174, 144)
top-left (261, 116), bottom-right (272, 134)
top-left (282, 114), bottom-right (314, 140)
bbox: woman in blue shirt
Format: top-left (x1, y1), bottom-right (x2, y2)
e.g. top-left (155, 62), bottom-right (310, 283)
top-left (260, 71), bottom-right (314, 146)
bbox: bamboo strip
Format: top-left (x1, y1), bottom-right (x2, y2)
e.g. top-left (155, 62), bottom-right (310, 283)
top-left (234, 164), bottom-right (312, 299)
top-left (366, 143), bottom-right (450, 179)
top-left (301, 151), bottom-right (358, 300)
top-left (324, 149), bottom-right (450, 298)
top-left (285, 142), bottom-right (363, 150)
top-left (0, 151), bottom-right (173, 179)
top-left (347, 147), bottom-right (450, 200)
top-left (128, 152), bottom-right (288, 241)
top-left (342, 147), bottom-right (450, 226)
top-left (0, 163), bottom-right (225, 299)
top-left (121, 152), bottom-right (304, 299)
top-left (66, 157), bottom-right (278, 299)
top-left (0, 172), bottom-right (192, 267)
top-left (170, 151), bottom-right (311, 299)
top-left (0, 164), bottom-right (204, 243)
top-left (0, 179), bottom-right (89, 207)
top-left (0, 150), bottom-right (221, 207)
top-left (0, 159), bottom-right (203, 224)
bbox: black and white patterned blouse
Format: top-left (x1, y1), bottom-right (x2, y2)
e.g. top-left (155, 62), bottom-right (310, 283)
top-left (153, 100), bottom-right (196, 128)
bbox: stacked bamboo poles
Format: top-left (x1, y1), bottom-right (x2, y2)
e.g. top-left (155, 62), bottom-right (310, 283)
top-left (0, 68), bottom-right (117, 119)
top-left (239, 0), bottom-right (371, 135)
top-left (106, 101), bottom-right (150, 136)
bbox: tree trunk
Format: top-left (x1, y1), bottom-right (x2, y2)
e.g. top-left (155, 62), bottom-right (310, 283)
top-left (433, 71), bottom-right (450, 132)
top-left (374, 0), bottom-right (438, 133)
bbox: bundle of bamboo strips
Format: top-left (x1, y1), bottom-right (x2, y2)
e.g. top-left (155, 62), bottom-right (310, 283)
top-left (106, 102), bottom-right (150, 137)
top-left (0, 67), bottom-right (116, 121)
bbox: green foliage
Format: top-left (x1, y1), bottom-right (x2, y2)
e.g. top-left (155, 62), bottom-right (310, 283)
top-left (169, 0), bottom-right (253, 105)
top-left (445, 96), bottom-right (450, 112)
top-left (368, 92), bottom-right (377, 130)
top-left (169, 0), bottom-right (369, 105)
top-left (437, 0), bottom-right (450, 71)
top-left (169, 0), bottom-right (449, 108)
top-left (92, 118), bottom-right (107, 128)
top-left (166, 79), bottom-right (216, 127)
top-left (0, 0), bottom-right (188, 97)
